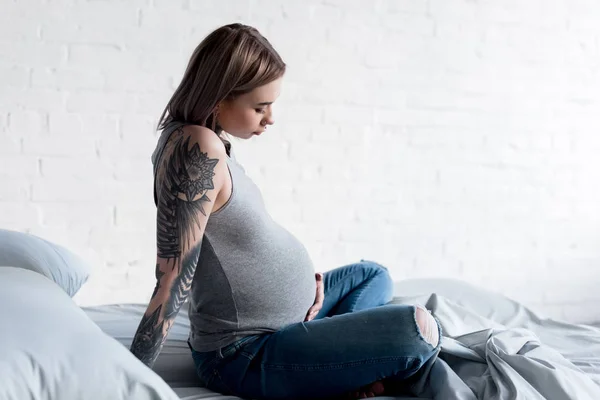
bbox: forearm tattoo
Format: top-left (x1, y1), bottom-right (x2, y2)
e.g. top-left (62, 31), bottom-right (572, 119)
top-left (129, 305), bottom-right (165, 366)
top-left (131, 129), bottom-right (218, 367)
top-left (165, 242), bottom-right (202, 320)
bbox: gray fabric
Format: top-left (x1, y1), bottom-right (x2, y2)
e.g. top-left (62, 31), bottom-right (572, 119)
top-left (188, 154), bottom-right (316, 351)
top-left (391, 278), bottom-right (600, 400)
top-left (151, 124), bottom-right (316, 352)
top-left (0, 267), bottom-right (180, 400)
top-left (0, 229), bottom-right (90, 296)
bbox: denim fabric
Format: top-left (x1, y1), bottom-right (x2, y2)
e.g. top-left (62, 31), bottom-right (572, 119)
top-left (190, 260), bottom-right (441, 399)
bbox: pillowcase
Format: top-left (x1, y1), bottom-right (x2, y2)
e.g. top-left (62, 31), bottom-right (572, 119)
top-left (0, 229), bottom-right (90, 296)
top-left (0, 267), bottom-right (180, 400)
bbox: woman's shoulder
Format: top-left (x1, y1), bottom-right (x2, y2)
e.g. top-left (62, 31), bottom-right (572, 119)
top-left (174, 124), bottom-right (228, 157)
top-left (155, 124), bottom-right (230, 192)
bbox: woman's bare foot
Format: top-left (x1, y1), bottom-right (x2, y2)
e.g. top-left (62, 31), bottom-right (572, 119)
top-left (344, 380), bottom-right (386, 399)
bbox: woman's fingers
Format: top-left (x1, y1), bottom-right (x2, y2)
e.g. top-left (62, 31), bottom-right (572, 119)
top-left (305, 274), bottom-right (325, 321)
top-left (305, 306), bottom-right (321, 321)
top-left (317, 292), bottom-right (324, 303)
top-left (305, 308), bottom-right (314, 321)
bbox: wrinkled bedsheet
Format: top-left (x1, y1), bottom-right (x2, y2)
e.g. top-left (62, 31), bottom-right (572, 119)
top-left (391, 279), bottom-right (600, 400)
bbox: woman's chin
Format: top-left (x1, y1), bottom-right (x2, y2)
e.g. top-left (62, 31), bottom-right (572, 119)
top-left (224, 131), bottom-right (255, 140)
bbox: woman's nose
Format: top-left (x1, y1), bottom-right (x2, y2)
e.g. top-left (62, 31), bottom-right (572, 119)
top-left (265, 108), bottom-right (275, 126)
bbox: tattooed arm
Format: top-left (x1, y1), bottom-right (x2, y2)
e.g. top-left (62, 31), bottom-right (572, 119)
top-left (130, 126), bottom-right (227, 368)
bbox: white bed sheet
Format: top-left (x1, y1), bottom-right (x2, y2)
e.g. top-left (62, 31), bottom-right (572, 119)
top-left (83, 278), bottom-right (600, 399)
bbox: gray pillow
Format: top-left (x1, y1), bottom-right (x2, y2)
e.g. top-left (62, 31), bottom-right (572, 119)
top-left (0, 267), bottom-right (180, 400)
top-left (0, 229), bottom-right (90, 296)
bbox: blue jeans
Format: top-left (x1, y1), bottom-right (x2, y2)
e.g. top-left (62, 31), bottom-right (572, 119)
top-left (189, 260), bottom-right (441, 399)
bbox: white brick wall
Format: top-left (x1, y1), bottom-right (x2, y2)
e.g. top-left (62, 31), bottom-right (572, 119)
top-left (1, 0), bottom-right (600, 323)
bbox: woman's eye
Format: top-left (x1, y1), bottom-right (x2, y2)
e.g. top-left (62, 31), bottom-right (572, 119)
top-left (255, 108), bottom-right (266, 114)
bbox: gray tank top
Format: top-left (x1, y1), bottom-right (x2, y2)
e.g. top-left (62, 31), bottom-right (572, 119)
top-left (151, 122), bottom-right (316, 352)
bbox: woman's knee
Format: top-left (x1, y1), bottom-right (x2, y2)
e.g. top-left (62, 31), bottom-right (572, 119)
top-left (358, 260), bottom-right (394, 301)
top-left (358, 259), bottom-right (389, 274)
top-left (357, 260), bottom-right (392, 283)
top-left (415, 305), bottom-right (439, 348)
top-left (374, 304), bottom-right (439, 365)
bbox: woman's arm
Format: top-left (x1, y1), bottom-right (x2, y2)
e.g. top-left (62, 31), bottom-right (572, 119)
top-left (130, 126), bottom-right (227, 368)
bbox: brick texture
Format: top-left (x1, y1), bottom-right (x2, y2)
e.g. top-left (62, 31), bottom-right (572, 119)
top-left (1, 0), bottom-right (600, 323)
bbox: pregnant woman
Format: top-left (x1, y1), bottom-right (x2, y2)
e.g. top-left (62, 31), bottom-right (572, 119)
top-left (130, 23), bottom-right (440, 399)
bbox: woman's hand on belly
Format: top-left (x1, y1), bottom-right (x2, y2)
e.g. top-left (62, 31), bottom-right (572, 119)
top-left (304, 272), bottom-right (324, 321)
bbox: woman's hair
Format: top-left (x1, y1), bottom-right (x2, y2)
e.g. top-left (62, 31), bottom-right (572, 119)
top-left (157, 23), bottom-right (286, 151)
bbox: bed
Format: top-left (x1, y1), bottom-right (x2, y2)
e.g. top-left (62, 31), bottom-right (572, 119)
top-left (82, 278), bottom-right (600, 400)
top-left (2, 228), bottom-right (600, 400)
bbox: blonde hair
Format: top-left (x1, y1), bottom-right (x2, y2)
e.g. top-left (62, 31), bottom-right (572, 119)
top-left (157, 23), bottom-right (286, 153)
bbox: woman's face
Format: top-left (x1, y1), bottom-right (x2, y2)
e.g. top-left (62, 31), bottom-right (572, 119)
top-left (216, 77), bottom-right (282, 140)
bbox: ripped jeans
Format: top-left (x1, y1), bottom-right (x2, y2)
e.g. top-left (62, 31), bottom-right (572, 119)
top-left (189, 260), bottom-right (441, 399)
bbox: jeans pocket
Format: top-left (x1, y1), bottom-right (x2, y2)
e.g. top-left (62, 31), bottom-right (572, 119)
top-left (220, 335), bottom-right (261, 359)
top-left (219, 341), bottom-right (240, 359)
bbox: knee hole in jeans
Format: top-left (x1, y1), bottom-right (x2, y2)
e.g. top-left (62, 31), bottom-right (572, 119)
top-left (415, 306), bottom-right (439, 347)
